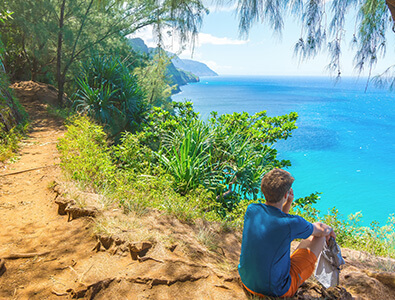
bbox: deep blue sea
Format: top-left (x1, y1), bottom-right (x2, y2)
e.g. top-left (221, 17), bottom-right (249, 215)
top-left (173, 76), bottom-right (395, 226)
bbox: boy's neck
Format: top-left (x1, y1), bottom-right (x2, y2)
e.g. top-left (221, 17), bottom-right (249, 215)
top-left (265, 198), bottom-right (286, 210)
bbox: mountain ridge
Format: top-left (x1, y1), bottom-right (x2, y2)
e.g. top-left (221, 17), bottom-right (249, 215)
top-left (127, 38), bottom-right (217, 92)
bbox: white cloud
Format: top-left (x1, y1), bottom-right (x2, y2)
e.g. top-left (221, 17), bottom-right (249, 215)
top-left (130, 28), bottom-right (248, 57)
top-left (129, 26), bottom-right (155, 46)
top-left (198, 33), bottom-right (248, 46)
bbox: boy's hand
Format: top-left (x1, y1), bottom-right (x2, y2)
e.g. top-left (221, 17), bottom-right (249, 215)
top-left (281, 188), bottom-right (294, 214)
top-left (312, 222), bottom-right (336, 240)
top-left (286, 188), bottom-right (294, 204)
top-left (328, 227), bottom-right (336, 241)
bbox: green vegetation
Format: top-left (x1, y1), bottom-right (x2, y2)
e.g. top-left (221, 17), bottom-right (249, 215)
top-left (58, 100), bottom-right (296, 221)
top-left (134, 52), bottom-right (175, 111)
top-left (2, 0), bottom-right (393, 267)
top-left (58, 111), bottom-right (395, 259)
top-left (57, 116), bottom-right (116, 188)
top-left (73, 55), bottom-right (147, 137)
top-left (0, 10), bottom-right (28, 162)
top-left (0, 123), bottom-right (27, 162)
top-left (1, 0), bottom-right (207, 106)
top-left (293, 192), bottom-right (395, 258)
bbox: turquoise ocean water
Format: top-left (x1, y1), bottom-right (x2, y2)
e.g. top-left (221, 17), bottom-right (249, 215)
top-left (173, 76), bottom-right (395, 226)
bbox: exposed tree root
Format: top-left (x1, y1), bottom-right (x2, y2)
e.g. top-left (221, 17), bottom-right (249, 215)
top-left (92, 235), bottom-right (153, 260)
top-left (65, 272), bottom-right (215, 299)
top-left (51, 290), bottom-right (68, 296)
top-left (127, 273), bottom-right (210, 287)
top-left (51, 183), bottom-right (100, 221)
top-left (138, 256), bottom-right (164, 263)
top-left (0, 164), bottom-right (58, 177)
top-left (3, 251), bottom-right (50, 259)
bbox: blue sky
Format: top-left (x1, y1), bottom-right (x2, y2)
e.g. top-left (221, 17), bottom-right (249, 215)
top-left (134, 2), bottom-right (395, 77)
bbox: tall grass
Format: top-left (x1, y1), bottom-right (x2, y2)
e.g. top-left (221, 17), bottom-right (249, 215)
top-left (57, 115), bottom-right (116, 189)
top-left (0, 123), bottom-right (28, 162)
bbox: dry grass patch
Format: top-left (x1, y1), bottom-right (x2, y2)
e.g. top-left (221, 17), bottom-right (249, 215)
top-left (52, 179), bottom-right (115, 210)
top-left (196, 226), bottom-right (219, 252)
top-left (93, 212), bottom-right (158, 244)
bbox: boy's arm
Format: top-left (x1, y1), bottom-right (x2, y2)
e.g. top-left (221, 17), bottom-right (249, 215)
top-left (312, 222), bottom-right (336, 240)
top-left (282, 188), bottom-right (294, 214)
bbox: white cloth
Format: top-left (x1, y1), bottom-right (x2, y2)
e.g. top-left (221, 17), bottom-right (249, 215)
top-left (314, 237), bottom-right (345, 288)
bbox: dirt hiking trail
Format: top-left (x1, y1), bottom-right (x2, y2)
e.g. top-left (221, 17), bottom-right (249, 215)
top-left (0, 81), bottom-right (394, 300)
top-left (0, 82), bottom-right (97, 299)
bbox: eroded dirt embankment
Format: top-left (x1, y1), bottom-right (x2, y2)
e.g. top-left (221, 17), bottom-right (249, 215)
top-left (0, 81), bottom-right (394, 300)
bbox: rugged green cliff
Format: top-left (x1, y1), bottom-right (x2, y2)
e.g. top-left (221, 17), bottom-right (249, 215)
top-left (128, 38), bottom-right (216, 92)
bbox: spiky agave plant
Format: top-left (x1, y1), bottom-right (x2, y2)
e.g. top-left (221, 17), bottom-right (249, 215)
top-left (157, 120), bottom-right (220, 195)
top-left (74, 77), bottom-right (121, 126)
top-left (73, 55), bottom-right (145, 136)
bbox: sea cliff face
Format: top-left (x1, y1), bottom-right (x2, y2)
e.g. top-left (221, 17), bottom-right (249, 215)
top-left (171, 57), bottom-right (218, 77)
top-left (165, 60), bottom-right (199, 94)
top-left (127, 38), bottom-right (217, 92)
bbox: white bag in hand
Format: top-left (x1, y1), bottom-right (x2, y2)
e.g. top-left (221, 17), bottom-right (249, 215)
top-left (314, 237), bottom-right (345, 288)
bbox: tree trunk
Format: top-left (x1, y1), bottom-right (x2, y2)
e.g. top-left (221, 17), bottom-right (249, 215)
top-left (57, 0), bottom-right (66, 107)
top-left (31, 57), bottom-right (37, 82)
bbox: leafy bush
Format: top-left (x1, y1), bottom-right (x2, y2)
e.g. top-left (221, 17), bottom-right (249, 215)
top-left (0, 12), bottom-right (28, 161)
top-left (0, 122), bottom-right (28, 161)
top-left (322, 210), bottom-right (395, 258)
top-left (292, 194), bottom-right (395, 258)
top-left (111, 131), bottom-right (153, 174)
top-left (145, 103), bottom-right (297, 210)
top-left (57, 115), bottom-right (116, 189)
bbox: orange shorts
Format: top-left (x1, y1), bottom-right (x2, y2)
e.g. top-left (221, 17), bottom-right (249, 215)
top-left (241, 248), bottom-right (317, 298)
top-left (281, 248), bottom-right (317, 298)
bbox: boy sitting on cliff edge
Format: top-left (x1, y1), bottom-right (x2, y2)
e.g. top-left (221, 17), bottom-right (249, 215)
top-left (238, 168), bottom-right (336, 298)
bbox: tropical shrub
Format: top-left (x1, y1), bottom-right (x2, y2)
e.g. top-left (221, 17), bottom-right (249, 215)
top-left (149, 103), bottom-right (298, 208)
top-left (73, 55), bottom-right (147, 138)
top-left (111, 131), bottom-right (153, 174)
top-left (57, 115), bottom-right (116, 189)
top-left (291, 194), bottom-right (395, 259)
top-left (134, 51), bottom-right (176, 111)
top-left (157, 119), bottom-right (218, 195)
